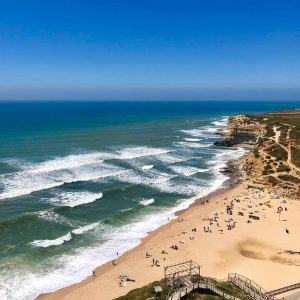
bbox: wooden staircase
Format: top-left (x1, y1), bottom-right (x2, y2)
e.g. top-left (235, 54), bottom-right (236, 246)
top-left (228, 273), bottom-right (275, 300)
top-left (167, 279), bottom-right (242, 300)
top-left (266, 283), bottom-right (300, 297)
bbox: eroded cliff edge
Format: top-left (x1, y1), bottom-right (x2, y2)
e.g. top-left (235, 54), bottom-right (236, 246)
top-left (217, 110), bottom-right (300, 198)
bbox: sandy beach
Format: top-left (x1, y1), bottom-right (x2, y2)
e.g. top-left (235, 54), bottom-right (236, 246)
top-left (38, 181), bottom-right (300, 300)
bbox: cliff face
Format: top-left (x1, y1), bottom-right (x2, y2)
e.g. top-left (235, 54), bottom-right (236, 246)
top-left (225, 111), bottom-right (300, 198)
top-left (216, 115), bottom-right (263, 147)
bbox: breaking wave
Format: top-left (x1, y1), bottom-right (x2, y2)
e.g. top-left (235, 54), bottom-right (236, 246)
top-left (139, 198), bottom-right (155, 206)
top-left (170, 166), bottom-right (210, 176)
top-left (49, 192), bottom-right (103, 208)
top-left (72, 222), bottom-right (100, 235)
top-left (141, 165), bottom-right (154, 170)
top-left (28, 232), bottom-right (72, 248)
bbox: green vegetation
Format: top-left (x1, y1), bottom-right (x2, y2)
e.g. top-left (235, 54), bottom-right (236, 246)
top-left (253, 148), bottom-right (259, 158)
top-left (267, 144), bottom-right (288, 161)
top-left (114, 280), bottom-right (169, 300)
top-left (267, 176), bottom-right (279, 186)
top-left (291, 146), bottom-right (300, 168)
top-left (276, 164), bottom-right (291, 173)
top-left (184, 293), bottom-right (221, 299)
top-left (262, 165), bottom-right (274, 175)
top-left (278, 175), bottom-right (300, 184)
top-left (115, 278), bottom-right (251, 300)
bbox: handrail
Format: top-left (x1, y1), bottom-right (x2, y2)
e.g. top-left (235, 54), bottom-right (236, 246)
top-left (229, 273), bottom-right (269, 295)
top-left (167, 273), bottom-right (299, 300)
top-left (167, 280), bottom-right (242, 300)
top-left (228, 273), bottom-right (273, 300)
top-left (266, 282), bottom-right (300, 297)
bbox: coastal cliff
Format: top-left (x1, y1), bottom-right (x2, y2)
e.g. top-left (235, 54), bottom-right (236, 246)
top-left (220, 110), bottom-right (300, 198)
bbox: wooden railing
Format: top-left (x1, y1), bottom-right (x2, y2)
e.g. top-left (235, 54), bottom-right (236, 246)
top-left (228, 273), bottom-right (274, 300)
top-left (167, 280), bottom-right (242, 300)
top-left (266, 283), bottom-right (300, 297)
top-left (167, 273), bottom-right (299, 300)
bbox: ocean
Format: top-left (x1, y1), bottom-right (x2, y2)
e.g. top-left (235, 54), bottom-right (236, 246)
top-left (0, 100), bottom-right (299, 299)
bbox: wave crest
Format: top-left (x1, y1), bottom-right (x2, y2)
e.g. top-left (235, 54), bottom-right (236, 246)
top-left (29, 232), bottom-right (72, 248)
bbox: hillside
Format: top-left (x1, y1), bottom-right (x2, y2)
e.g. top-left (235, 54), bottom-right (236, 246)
top-left (224, 109), bottom-right (300, 198)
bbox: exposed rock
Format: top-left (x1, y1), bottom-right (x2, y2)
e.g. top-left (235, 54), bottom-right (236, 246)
top-left (213, 139), bottom-right (234, 147)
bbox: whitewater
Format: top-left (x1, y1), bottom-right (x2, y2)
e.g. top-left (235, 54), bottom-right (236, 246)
top-left (0, 101), bottom-right (258, 300)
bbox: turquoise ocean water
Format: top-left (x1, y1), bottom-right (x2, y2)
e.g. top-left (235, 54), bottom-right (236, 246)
top-left (0, 101), bottom-right (299, 299)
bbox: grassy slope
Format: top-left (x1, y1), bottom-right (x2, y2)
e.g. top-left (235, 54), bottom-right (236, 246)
top-left (245, 109), bottom-right (300, 197)
top-left (114, 278), bottom-right (251, 300)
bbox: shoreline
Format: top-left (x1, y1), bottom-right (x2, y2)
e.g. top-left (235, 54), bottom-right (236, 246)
top-left (38, 185), bottom-right (235, 300)
top-left (38, 176), bottom-right (300, 300)
top-left (37, 152), bottom-right (247, 300)
top-left (37, 115), bottom-right (300, 300)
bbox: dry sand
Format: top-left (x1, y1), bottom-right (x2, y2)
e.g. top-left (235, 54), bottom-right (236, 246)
top-left (38, 182), bottom-right (300, 300)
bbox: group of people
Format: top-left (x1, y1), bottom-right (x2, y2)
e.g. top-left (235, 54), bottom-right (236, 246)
top-left (118, 277), bottom-right (136, 288)
top-left (203, 226), bottom-right (212, 233)
top-left (226, 218), bottom-right (236, 230)
top-left (171, 244), bottom-right (179, 250)
top-left (152, 258), bottom-right (160, 266)
top-left (145, 251), bottom-right (162, 266)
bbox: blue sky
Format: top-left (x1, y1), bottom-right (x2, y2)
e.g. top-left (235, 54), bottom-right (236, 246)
top-left (0, 0), bottom-right (299, 100)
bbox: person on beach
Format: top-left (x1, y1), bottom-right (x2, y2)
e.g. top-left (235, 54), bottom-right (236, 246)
top-left (92, 271), bottom-right (96, 280)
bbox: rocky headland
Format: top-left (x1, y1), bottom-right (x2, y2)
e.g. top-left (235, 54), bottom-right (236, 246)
top-left (216, 109), bottom-right (300, 198)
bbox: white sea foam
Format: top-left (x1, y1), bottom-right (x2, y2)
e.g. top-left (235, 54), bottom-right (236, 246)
top-left (141, 165), bottom-right (154, 170)
top-left (0, 158), bottom-right (234, 300)
top-left (180, 128), bottom-right (217, 138)
top-left (119, 208), bottom-right (133, 212)
top-left (204, 127), bottom-right (218, 133)
top-left (29, 232), bottom-right (72, 248)
top-left (116, 146), bottom-right (172, 160)
top-left (0, 147), bottom-right (174, 200)
top-left (0, 117), bottom-right (249, 300)
top-left (49, 192), bottom-right (103, 208)
top-left (183, 138), bottom-right (202, 142)
top-left (212, 118), bottom-right (228, 127)
top-left (0, 162), bottom-right (125, 200)
top-left (209, 147), bottom-right (246, 167)
top-left (0, 145), bottom-right (248, 300)
top-left (157, 153), bottom-right (202, 164)
top-left (37, 211), bottom-right (73, 226)
top-left (139, 198), bottom-right (155, 206)
top-left (156, 153), bottom-right (192, 164)
top-left (170, 166), bottom-right (210, 176)
top-left (25, 153), bottom-right (105, 174)
top-left (0, 181), bottom-right (64, 200)
top-left (180, 128), bottom-right (207, 137)
top-left (174, 141), bottom-right (213, 148)
top-left (72, 222), bottom-right (99, 235)
top-left (114, 169), bottom-right (184, 194)
top-left (115, 169), bottom-right (203, 196)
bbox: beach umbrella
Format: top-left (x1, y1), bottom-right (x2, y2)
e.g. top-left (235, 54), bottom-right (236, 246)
top-left (119, 274), bottom-right (128, 279)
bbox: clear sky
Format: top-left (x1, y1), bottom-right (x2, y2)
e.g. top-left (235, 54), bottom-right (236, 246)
top-left (0, 0), bottom-right (299, 100)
